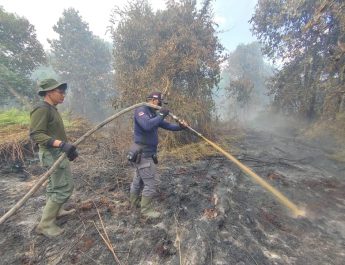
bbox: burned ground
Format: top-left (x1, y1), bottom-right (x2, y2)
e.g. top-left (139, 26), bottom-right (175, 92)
top-left (0, 126), bottom-right (344, 265)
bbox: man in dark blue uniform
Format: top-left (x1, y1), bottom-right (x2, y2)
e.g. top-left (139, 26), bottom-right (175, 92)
top-left (130, 92), bottom-right (188, 218)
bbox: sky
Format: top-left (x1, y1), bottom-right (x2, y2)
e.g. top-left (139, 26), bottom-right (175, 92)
top-left (0, 0), bottom-right (258, 53)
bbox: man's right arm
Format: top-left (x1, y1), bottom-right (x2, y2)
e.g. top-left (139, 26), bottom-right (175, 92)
top-left (29, 107), bottom-right (51, 146)
top-left (30, 107), bottom-right (78, 161)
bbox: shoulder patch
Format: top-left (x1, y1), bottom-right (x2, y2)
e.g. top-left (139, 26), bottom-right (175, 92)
top-left (138, 111), bottom-right (145, 116)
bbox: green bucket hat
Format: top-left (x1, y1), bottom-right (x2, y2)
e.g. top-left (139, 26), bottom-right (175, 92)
top-left (37, 78), bottom-right (67, 96)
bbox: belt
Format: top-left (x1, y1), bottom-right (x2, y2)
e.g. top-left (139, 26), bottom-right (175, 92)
top-left (141, 153), bottom-right (155, 158)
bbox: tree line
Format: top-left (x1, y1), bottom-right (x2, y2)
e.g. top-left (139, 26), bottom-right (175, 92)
top-left (0, 0), bottom-right (224, 136)
top-left (0, 6), bottom-right (113, 121)
top-left (1, 0), bottom-right (344, 134)
top-left (250, 0), bottom-right (345, 121)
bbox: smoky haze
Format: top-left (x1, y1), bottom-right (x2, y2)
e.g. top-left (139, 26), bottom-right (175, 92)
top-left (214, 42), bottom-right (274, 124)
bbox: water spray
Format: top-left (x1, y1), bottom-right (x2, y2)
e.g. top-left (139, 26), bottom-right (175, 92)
top-left (169, 112), bottom-right (305, 218)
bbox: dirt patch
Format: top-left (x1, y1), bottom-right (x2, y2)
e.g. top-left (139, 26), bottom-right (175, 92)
top-left (0, 128), bottom-right (344, 265)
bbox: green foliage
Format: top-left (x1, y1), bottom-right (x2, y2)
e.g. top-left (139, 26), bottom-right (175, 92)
top-left (0, 7), bottom-right (46, 106)
top-left (110, 0), bottom-right (224, 141)
top-left (0, 109), bottom-right (30, 126)
top-left (251, 0), bottom-right (345, 120)
top-left (0, 108), bottom-right (73, 127)
top-left (49, 8), bottom-right (113, 121)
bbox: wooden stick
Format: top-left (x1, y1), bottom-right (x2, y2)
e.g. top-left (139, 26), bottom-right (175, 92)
top-left (0, 102), bottom-right (159, 225)
top-left (93, 221), bottom-right (122, 265)
top-left (174, 214), bottom-right (183, 265)
top-left (93, 201), bottom-right (122, 265)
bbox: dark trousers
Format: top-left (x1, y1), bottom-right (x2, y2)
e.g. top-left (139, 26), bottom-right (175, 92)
top-left (130, 157), bottom-right (158, 197)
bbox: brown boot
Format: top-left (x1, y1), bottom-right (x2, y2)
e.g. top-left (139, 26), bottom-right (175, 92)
top-left (36, 199), bottom-right (64, 237)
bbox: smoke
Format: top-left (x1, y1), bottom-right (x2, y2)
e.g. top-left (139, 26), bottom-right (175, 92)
top-left (213, 85), bottom-right (272, 125)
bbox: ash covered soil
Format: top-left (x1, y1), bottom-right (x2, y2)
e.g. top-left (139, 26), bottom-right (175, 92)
top-left (0, 127), bottom-right (344, 265)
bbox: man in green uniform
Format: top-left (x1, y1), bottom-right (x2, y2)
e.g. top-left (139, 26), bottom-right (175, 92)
top-left (30, 78), bottom-right (78, 237)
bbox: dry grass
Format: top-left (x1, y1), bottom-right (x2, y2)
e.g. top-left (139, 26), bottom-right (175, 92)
top-left (0, 116), bottom-right (88, 164)
top-left (304, 113), bottom-right (345, 141)
top-left (329, 149), bottom-right (345, 163)
top-left (0, 108), bottom-right (244, 167)
top-left (160, 127), bottom-right (243, 163)
top-left (0, 124), bottom-right (32, 163)
top-left (0, 125), bottom-right (29, 145)
top-left (160, 141), bottom-right (218, 162)
top-left (303, 113), bottom-right (345, 162)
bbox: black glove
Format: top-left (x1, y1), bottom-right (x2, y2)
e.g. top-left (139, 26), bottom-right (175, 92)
top-left (158, 108), bottom-right (169, 118)
top-left (67, 150), bottom-right (79, 161)
top-left (59, 142), bottom-right (77, 158)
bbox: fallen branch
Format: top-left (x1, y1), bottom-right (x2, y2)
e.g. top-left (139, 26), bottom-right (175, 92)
top-left (93, 201), bottom-right (123, 265)
top-left (174, 214), bottom-right (183, 265)
top-left (0, 102), bottom-right (158, 225)
top-left (126, 232), bottom-right (137, 265)
top-left (93, 221), bottom-right (122, 265)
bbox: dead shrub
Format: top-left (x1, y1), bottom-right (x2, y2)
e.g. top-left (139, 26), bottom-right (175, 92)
top-left (106, 115), bottom-right (133, 166)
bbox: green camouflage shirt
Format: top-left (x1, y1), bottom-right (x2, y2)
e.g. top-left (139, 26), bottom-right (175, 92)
top-left (29, 101), bottom-right (67, 149)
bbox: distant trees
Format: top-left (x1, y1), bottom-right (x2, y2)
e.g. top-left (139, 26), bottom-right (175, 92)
top-left (0, 7), bottom-right (46, 108)
top-left (110, 0), bottom-right (224, 138)
top-left (251, 0), bottom-right (345, 120)
top-left (224, 42), bottom-right (273, 117)
top-left (49, 8), bottom-right (113, 120)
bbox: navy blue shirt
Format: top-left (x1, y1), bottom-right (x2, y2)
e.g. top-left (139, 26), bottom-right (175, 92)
top-left (134, 106), bottom-right (182, 154)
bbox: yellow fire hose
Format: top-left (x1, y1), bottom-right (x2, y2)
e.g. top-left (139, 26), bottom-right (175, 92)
top-left (0, 102), bottom-right (304, 225)
top-left (169, 112), bottom-right (305, 217)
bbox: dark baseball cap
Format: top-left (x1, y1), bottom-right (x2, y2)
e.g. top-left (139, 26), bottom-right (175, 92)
top-left (147, 92), bottom-right (163, 100)
top-left (147, 92), bottom-right (168, 105)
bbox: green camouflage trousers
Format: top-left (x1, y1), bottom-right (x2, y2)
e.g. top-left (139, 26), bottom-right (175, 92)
top-left (39, 148), bottom-right (74, 204)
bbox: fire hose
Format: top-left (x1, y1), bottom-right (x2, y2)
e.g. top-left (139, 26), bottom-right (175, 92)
top-left (168, 112), bottom-right (305, 217)
top-left (0, 102), bottom-right (304, 225)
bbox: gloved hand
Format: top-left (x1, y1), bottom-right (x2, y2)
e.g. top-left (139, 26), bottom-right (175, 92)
top-left (178, 119), bottom-right (189, 129)
top-left (59, 142), bottom-right (78, 161)
top-left (67, 150), bottom-right (79, 161)
top-left (158, 108), bottom-right (169, 118)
